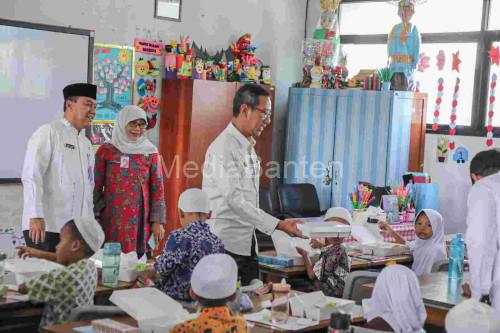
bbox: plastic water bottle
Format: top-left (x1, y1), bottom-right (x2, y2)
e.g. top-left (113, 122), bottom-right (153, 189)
top-left (448, 234), bottom-right (465, 280)
top-left (234, 278), bottom-right (242, 315)
top-left (102, 242), bottom-right (121, 288)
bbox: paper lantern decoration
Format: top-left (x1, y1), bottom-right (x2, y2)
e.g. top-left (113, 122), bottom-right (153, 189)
top-left (487, 73), bottom-right (497, 147)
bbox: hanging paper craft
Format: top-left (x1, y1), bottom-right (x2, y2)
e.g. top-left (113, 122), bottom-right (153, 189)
top-left (436, 50), bottom-right (446, 71)
top-left (134, 38), bottom-right (163, 56)
top-left (94, 44), bottom-right (133, 121)
top-left (143, 96), bottom-right (160, 113)
top-left (135, 58), bottom-right (149, 76)
top-left (452, 51), bottom-right (461, 72)
top-left (487, 73), bottom-right (497, 147)
top-left (489, 46), bottom-right (500, 66)
top-left (432, 78), bottom-right (444, 131)
top-left (417, 53), bottom-right (430, 72)
top-left (449, 77), bottom-right (460, 151)
top-left (145, 79), bottom-right (156, 95)
top-left (452, 146), bottom-right (469, 164)
top-left (436, 136), bottom-right (450, 163)
top-left (148, 58), bottom-right (160, 76)
top-left (137, 78), bottom-right (146, 97)
top-left (146, 113), bottom-right (158, 130)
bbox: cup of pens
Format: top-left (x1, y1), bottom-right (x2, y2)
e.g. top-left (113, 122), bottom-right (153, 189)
top-left (350, 185), bottom-right (375, 223)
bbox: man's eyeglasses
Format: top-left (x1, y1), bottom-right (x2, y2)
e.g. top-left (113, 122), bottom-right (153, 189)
top-left (128, 121), bottom-right (147, 129)
top-left (254, 107), bottom-right (272, 119)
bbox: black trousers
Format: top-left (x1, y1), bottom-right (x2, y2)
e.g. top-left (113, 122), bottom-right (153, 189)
top-left (226, 235), bottom-right (259, 286)
top-left (23, 230), bottom-right (60, 252)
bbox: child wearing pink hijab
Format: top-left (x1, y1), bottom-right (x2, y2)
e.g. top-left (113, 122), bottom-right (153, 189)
top-left (380, 209), bottom-right (447, 276)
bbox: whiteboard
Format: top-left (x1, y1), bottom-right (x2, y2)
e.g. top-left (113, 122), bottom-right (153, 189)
top-left (0, 19), bottom-right (92, 181)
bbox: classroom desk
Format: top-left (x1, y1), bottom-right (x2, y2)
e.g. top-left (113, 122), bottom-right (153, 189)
top-left (43, 293), bottom-right (365, 333)
top-left (0, 280), bottom-right (134, 333)
top-left (362, 272), bottom-right (467, 327)
top-left (258, 250), bottom-right (413, 282)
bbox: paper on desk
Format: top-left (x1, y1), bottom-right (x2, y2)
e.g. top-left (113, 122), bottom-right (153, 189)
top-left (289, 291), bottom-right (355, 320)
top-left (4, 258), bottom-right (63, 285)
top-left (110, 288), bottom-right (192, 332)
top-left (271, 230), bottom-right (317, 258)
top-left (244, 309), bottom-right (318, 331)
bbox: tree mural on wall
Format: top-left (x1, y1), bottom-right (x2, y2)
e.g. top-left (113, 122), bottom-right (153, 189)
top-left (94, 50), bottom-right (131, 112)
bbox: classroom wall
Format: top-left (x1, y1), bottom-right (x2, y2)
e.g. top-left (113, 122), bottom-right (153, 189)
top-left (423, 134), bottom-right (499, 235)
top-left (0, 0), bottom-right (306, 231)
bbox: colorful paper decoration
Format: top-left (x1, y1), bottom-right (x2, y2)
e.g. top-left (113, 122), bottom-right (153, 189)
top-left (135, 58), bottom-right (149, 76)
top-left (134, 38), bottom-right (163, 56)
top-left (93, 44), bottom-right (134, 122)
top-left (452, 51), bottom-right (461, 72)
top-left (137, 78), bottom-right (146, 96)
top-left (489, 46), bottom-right (500, 66)
top-left (436, 50), bottom-right (446, 71)
top-left (436, 136), bottom-right (450, 163)
top-left (449, 77), bottom-right (460, 151)
top-left (452, 146), bottom-right (469, 164)
top-left (417, 53), bottom-right (430, 72)
top-left (432, 78), bottom-right (444, 131)
top-left (487, 73), bottom-right (497, 147)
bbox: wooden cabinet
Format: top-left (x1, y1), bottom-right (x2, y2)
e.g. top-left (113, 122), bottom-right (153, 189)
top-left (159, 79), bottom-right (275, 233)
top-left (284, 88), bottom-right (427, 210)
top-left (408, 93), bottom-right (428, 172)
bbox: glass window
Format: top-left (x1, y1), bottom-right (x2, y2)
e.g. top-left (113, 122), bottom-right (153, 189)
top-left (414, 43), bottom-right (477, 126)
top-left (340, 0), bottom-right (482, 35)
top-left (486, 42), bottom-right (500, 127)
top-left (412, 0), bottom-right (482, 33)
top-left (340, 2), bottom-right (399, 35)
top-left (489, 0), bottom-right (500, 30)
top-left (341, 44), bottom-right (388, 78)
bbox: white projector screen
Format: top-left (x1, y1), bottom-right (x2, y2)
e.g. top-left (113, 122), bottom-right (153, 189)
top-left (0, 19), bottom-right (92, 182)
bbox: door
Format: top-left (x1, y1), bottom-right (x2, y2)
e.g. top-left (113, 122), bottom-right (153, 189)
top-left (283, 88), bottom-right (337, 210)
top-left (408, 93), bottom-right (427, 172)
top-left (332, 90), bottom-right (392, 208)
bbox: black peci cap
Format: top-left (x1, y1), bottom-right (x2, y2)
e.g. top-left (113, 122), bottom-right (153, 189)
top-left (63, 83), bottom-right (97, 100)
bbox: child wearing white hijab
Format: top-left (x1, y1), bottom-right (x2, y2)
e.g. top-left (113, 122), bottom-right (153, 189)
top-left (365, 264), bottom-right (427, 332)
top-left (380, 209), bottom-right (447, 276)
top-left (446, 299), bottom-right (500, 333)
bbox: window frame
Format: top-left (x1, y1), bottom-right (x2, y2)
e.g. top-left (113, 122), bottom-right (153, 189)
top-left (339, 0), bottom-right (500, 137)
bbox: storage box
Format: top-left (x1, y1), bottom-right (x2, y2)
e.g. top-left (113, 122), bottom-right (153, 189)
top-left (91, 318), bottom-right (139, 333)
top-left (289, 291), bottom-right (355, 321)
top-left (299, 223), bottom-right (352, 238)
top-left (361, 242), bottom-right (409, 257)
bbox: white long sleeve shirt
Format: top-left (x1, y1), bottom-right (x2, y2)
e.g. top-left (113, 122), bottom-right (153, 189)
top-left (465, 172), bottom-right (500, 309)
top-left (22, 119), bottom-right (95, 233)
top-left (202, 123), bottom-right (279, 256)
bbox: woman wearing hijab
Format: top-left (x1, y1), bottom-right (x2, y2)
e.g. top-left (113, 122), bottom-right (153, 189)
top-left (380, 209), bottom-right (447, 276)
top-left (94, 105), bottom-right (166, 255)
top-left (365, 265), bottom-right (427, 332)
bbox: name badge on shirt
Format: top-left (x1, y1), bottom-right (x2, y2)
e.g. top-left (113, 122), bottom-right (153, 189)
top-left (65, 143), bottom-right (75, 150)
top-left (120, 156), bottom-right (130, 169)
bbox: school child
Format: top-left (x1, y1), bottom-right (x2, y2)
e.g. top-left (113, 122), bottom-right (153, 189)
top-left (18, 217), bottom-right (104, 328)
top-left (171, 254), bottom-right (248, 333)
top-left (380, 208), bottom-right (446, 276)
top-left (154, 188), bottom-right (225, 301)
top-left (296, 207), bottom-right (351, 297)
top-left (365, 264), bottom-right (426, 332)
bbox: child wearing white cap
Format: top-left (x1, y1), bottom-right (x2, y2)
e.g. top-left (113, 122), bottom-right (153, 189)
top-left (445, 299), bottom-right (500, 333)
top-left (18, 217), bottom-right (105, 328)
top-left (171, 254), bottom-right (248, 333)
top-left (296, 207), bottom-right (352, 297)
top-left (153, 188), bottom-right (225, 302)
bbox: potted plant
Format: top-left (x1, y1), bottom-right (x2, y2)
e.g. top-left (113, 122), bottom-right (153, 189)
top-left (437, 136), bottom-right (449, 162)
top-left (377, 67), bottom-right (394, 91)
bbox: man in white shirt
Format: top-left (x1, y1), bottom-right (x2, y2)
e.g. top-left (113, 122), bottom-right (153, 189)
top-left (202, 84), bottom-right (305, 284)
top-left (464, 149), bottom-right (500, 309)
top-left (22, 83), bottom-right (97, 252)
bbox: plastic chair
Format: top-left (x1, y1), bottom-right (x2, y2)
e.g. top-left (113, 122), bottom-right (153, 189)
top-left (68, 305), bottom-right (126, 321)
top-left (431, 259), bottom-right (449, 273)
top-left (342, 270), bottom-right (380, 305)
